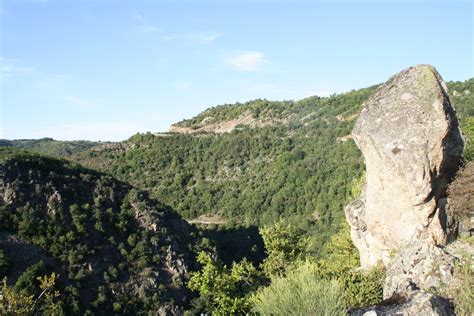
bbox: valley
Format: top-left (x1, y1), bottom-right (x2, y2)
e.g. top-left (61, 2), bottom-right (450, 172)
top-left (1, 74), bottom-right (473, 315)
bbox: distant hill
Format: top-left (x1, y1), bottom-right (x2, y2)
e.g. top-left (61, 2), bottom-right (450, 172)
top-left (72, 78), bottom-right (473, 251)
top-left (0, 138), bottom-right (102, 157)
top-left (73, 86), bottom-right (377, 250)
top-left (0, 148), bottom-right (197, 314)
top-left (170, 99), bottom-right (299, 134)
top-left (1, 75), bottom-right (472, 314)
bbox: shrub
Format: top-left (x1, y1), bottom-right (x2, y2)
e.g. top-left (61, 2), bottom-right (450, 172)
top-left (13, 261), bottom-right (46, 296)
top-left (187, 252), bottom-right (262, 315)
top-left (317, 223), bottom-right (384, 308)
top-left (461, 117), bottom-right (474, 161)
top-left (0, 273), bottom-right (61, 315)
top-left (447, 161), bottom-right (474, 237)
top-left (338, 265), bottom-right (385, 307)
top-left (259, 219), bottom-right (312, 277)
top-left (252, 261), bottom-right (346, 315)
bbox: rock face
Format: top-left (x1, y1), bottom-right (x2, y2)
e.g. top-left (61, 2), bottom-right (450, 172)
top-left (383, 238), bottom-right (474, 303)
top-left (345, 64), bottom-right (464, 268)
top-left (169, 110), bottom-right (288, 134)
top-left (356, 291), bottom-right (453, 316)
top-left (383, 241), bottom-right (455, 299)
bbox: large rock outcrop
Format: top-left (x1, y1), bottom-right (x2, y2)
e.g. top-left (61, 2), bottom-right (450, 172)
top-left (345, 64), bottom-right (464, 268)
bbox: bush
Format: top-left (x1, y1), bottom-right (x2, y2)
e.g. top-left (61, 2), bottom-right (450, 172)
top-left (259, 219), bottom-right (312, 277)
top-left (187, 252), bottom-right (262, 315)
top-left (0, 273), bottom-right (62, 315)
top-left (338, 266), bottom-right (385, 307)
top-left (252, 261), bottom-right (346, 315)
top-left (461, 116), bottom-right (474, 161)
top-left (317, 223), bottom-right (385, 308)
top-left (447, 161), bottom-right (474, 237)
top-left (13, 261), bottom-right (46, 296)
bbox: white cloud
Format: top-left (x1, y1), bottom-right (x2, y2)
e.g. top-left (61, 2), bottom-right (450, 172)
top-left (0, 57), bottom-right (36, 78)
top-left (159, 31), bottom-right (221, 44)
top-left (191, 32), bottom-right (222, 44)
top-left (226, 51), bottom-right (265, 72)
top-left (139, 25), bottom-right (163, 33)
top-left (134, 17), bottom-right (221, 44)
top-left (63, 95), bottom-right (96, 107)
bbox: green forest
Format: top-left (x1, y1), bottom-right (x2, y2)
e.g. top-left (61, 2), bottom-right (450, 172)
top-left (1, 78), bottom-right (473, 314)
top-left (72, 79), bottom-right (474, 250)
top-left (0, 148), bottom-right (197, 314)
top-left (0, 139), bottom-right (101, 158)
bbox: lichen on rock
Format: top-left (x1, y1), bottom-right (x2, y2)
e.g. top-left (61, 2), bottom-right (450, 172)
top-left (345, 64), bottom-right (464, 268)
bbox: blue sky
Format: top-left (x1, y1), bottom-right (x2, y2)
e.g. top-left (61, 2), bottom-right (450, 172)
top-left (1, 0), bottom-right (472, 141)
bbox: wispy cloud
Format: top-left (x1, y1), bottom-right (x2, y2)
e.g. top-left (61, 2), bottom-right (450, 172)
top-left (63, 95), bottom-right (96, 107)
top-left (1, 57), bottom-right (99, 110)
top-left (139, 25), bottom-right (163, 33)
top-left (190, 32), bottom-right (222, 44)
top-left (134, 13), bottom-right (220, 44)
top-left (226, 51), bottom-right (266, 72)
top-left (156, 31), bottom-right (221, 44)
top-left (0, 57), bottom-right (36, 78)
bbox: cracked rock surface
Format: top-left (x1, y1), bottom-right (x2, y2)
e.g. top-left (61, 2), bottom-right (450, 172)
top-left (346, 64), bottom-right (464, 268)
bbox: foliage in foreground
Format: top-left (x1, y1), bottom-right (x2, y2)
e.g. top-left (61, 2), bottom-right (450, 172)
top-left (187, 220), bottom-right (315, 314)
top-left (187, 252), bottom-right (262, 315)
top-left (252, 223), bottom-right (384, 313)
top-left (0, 273), bottom-right (62, 315)
top-left (317, 223), bottom-right (384, 307)
top-left (252, 262), bottom-right (346, 316)
top-left (187, 220), bottom-right (384, 314)
top-left (259, 219), bottom-right (312, 277)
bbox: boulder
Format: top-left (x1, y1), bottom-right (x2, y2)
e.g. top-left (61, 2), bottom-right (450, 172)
top-left (355, 291), bottom-right (454, 316)
top-left (346, 64), bottom-right (464, 268)
top-left (383, 241), bottom-right (455, 299)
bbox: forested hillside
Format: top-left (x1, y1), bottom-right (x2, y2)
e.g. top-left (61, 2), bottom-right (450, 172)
top-left (0, 148), bottom-right (196, 314)
top-left (0, 138), bottom-right (101, 158)
top-left (448, 78), bottom-right (474, 160)
top-left (0, 77), bottom-right (472, 315)
top-left (72, 78), bottom-right (473, 251)
top-left (74, 87), bottom-right (376, 249)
